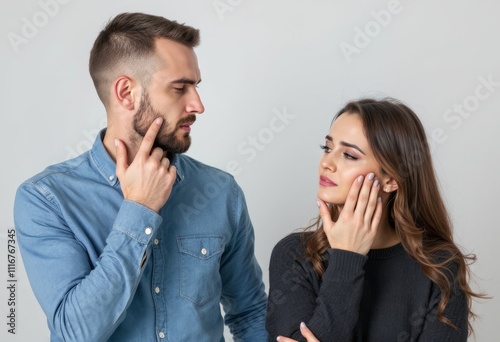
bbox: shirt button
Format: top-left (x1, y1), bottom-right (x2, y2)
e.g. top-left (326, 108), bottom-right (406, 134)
top-left (144, 227), bottom-right (152, 235)
top-left (108, 175), bottom-right (115, 181)
top-left (155, 287), bottom-right (160, 294)
top-left (159, 332), bottom-right (165, 339)
top-left (201, 248), bottom-right (207, 255)
top-left (154, 239), bottom-right (159, 245)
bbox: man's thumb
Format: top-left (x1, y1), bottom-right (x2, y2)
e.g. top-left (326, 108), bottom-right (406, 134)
top-left (114, 139), bottom-right (128, 177)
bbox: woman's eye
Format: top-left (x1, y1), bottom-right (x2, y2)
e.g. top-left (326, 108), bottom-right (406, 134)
top-left (319, 145), bottom-right (331, 153)
top-left (343, 152), bottom-right (358, 160)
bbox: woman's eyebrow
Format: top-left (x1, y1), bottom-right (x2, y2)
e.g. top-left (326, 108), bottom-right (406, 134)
top-left (325, 135), bottom-right (365, 155)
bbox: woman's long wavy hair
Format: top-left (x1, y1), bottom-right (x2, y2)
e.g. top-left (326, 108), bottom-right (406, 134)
top-left (304, 98), bottom-right (483, 333)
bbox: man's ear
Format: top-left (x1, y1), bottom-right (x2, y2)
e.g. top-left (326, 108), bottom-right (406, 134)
top-left (382, 178), bottom-right (398, 193)
top-left (114, 76), bottom-right (139, 110)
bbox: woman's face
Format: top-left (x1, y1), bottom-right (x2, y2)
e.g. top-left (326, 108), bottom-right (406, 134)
top-left (317, 112), bottom-right (384, 206)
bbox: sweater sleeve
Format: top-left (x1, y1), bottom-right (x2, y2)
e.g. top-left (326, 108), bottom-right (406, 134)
top-left (266, 234), bottom-right (367, 342)
top-left (417, 267), bottom-right (468, 341)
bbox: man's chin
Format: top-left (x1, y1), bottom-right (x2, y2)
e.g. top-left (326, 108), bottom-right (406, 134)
top-left (155, 137), bottom-right (191, 154)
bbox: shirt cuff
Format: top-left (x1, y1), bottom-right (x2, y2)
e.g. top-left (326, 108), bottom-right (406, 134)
top-left (112, 200), bottom-right (163, 245)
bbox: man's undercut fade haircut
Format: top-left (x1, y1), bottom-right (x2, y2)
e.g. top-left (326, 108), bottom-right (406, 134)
top-left (89, 12), bottom-right (200, 106)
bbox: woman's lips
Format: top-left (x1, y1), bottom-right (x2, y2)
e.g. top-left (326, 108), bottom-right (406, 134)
top-left (319, 175), bottom-right (337, 187)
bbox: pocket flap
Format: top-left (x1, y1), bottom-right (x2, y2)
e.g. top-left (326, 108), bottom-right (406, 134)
top-left (177, 235), bottom-right (224, 260)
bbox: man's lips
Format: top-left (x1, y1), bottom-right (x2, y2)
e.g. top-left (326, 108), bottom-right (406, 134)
top-left (179, 122), bottom-right (194, 132)
top-left (177, 114), bottom-right (197, 133)
top-left (319, 175), bottom-right (337, 187)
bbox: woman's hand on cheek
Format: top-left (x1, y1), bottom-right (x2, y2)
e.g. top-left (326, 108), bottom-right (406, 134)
top-left (318, 172), bottom-right (382, 255)
top-left (277, 322), bottom-right (320, 342)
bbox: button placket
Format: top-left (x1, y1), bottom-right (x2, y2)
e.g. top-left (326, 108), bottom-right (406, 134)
top-left (151, 232), bottom-right (166, 339)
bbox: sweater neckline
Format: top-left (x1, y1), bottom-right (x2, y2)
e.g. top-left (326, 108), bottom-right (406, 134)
top-left (367, 243), bottom-right (405, 259)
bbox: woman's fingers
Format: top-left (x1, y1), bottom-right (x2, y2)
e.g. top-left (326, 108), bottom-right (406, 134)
top-left (352, 172), bottom-right (375, 215)
top-left (361, 177), bottom-right (381, 225)
top-left (342, 174), bottom-right (365, 214)
top-left (299, 322), bottom-right (320, 341)
top-left (276, 336), bottom-right (297, 342)
top-left (317, 198), bottom-right (333, 228)
top-left (370, 194), bottom-right (383, 232)
top-left (351, 173), bottom-right (382, 231)
top-left (276, 323), bottom-right (320, 342)
top-left (323, 172), bottom-right (382, 254)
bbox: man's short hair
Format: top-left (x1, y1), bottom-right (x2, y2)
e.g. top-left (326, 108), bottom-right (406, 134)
top-left (89, 12), bottom-right (200, 106)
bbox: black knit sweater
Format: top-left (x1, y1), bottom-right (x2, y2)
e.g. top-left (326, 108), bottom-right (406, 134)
top-left (266, 233), bottom-right (467, 342)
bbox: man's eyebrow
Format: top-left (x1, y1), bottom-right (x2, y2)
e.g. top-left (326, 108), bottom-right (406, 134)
top-left (325, 135), bottom-right (366, 155)
top-left (170, 78), bottom-right (202, 85)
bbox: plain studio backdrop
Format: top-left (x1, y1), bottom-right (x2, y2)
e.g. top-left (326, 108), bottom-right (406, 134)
top-left (1, 1), bottom-right (498, 341)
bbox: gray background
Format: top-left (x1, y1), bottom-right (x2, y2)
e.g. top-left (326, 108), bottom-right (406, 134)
top-left (1, 0), bottom-right (498, 340)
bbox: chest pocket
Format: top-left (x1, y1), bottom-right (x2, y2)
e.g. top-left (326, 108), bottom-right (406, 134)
top-left (177, 235), bottom-right (225, 306)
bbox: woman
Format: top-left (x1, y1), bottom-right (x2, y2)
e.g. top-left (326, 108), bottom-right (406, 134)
top-left (266, 98), bottom-right (482, 342)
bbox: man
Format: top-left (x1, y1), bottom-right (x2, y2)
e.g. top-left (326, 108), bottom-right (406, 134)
top-left (14, 12), bottom-right (267, 341)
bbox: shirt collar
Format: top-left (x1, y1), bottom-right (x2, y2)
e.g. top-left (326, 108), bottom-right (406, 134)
top-left (170, 153), bottom-right (185, 182)
top-left (89, 129), bottom-right (184, 186)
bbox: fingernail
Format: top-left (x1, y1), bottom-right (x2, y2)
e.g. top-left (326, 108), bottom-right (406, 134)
top-left (316, 200), bottom-right (320, 208)
top-left (300, 322), bottom-right (307, 329)
top-left (358, 175), bottom-right (364, 183)
top-left (276, 337), bottom-right (281, 341)
top-left (368, 173), bottom-right (374, 180)
top-left (378, 197), bottom-right (382, 202)
top-left (155, 117), bottom-right (163, 125)
top-left (114, 139), bottom-right (118, 147)
top-left (374, 180), bottom-right (379, 187)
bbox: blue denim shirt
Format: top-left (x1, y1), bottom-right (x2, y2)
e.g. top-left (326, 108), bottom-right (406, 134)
top-left (14, 130), bottom-right (267, 342)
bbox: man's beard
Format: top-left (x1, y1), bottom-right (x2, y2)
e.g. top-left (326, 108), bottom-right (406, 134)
top-left (133, 90), bottom-right (195, 154)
